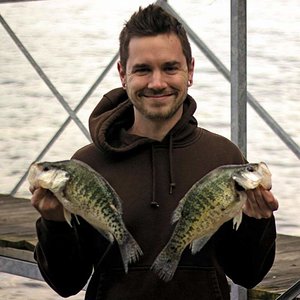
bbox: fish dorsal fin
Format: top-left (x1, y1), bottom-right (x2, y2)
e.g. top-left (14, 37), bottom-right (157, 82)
top-left (171, 197), bottom-right (187, 224)
top-left (191, 232), bottom-right (215, 254)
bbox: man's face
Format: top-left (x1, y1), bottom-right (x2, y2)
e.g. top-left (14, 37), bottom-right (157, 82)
top-left (118, 33), bottom-right (194, 122)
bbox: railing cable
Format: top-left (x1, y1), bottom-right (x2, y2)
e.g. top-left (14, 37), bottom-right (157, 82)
top-left (157, 0), bottom-right (300, 159)
top-left (0, 14), bottom-right (91, 141)
top-left (10, 52), bottom-right (119, 196)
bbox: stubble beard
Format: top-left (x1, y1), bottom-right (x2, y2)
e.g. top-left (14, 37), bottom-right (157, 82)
top-left (135, 90), bottom-right (187, 121)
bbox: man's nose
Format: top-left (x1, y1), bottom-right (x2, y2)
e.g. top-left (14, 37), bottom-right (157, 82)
top-left (148, 71), bottom-right (168, 89)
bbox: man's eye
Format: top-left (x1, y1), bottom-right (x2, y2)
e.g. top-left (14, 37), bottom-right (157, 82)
top-left (164, 66), bottom-right (178, 74)
top-left (134, 68), bottom-right (150, 75)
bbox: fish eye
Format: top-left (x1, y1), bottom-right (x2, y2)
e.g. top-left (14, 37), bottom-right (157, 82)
top-left (246, 165), bottom-right (254, 172)
top-left (43, 166), bottom-right (50, 172)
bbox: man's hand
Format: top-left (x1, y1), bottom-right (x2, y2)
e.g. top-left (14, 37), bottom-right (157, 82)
top-left (30, 187), bottom-right (66, 222)
top-left (243, 186), bottom-right (279, 219)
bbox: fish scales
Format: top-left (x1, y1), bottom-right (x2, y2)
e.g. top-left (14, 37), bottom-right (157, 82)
top-left (176, 173), bottom-right (234, 240)
top-left (55, 162), bottom-right (121, 233)
top-left (151, 162), bottom-right (272, 281)
top-left (63, 167), bottom-right (123, 237)
top-left (28, 159), bottom-right (143, 273)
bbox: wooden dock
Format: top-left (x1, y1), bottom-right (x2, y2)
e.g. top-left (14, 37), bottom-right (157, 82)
top-left (248, 233), bottom-right (300, 299)
top-left (0, 194), bottom-right (299, 299)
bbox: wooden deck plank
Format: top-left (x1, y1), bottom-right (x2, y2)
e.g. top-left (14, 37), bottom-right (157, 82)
top-left (0, 194), bottom-right (39, 247)
top-left (0, 194), bottom-right (299, 299)
top-left (249, 234), bottom-right (300, 299)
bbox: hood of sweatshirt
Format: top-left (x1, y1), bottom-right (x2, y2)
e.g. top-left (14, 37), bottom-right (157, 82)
top-left (89, 87), bottom-right (200, 154)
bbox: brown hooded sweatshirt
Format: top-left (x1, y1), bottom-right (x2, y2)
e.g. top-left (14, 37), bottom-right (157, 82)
top-left (34, 88), bottom-right (276, 300)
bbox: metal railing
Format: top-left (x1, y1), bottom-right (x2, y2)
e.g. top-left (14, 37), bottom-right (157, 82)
top-left (275, 280), bottom-right (300, 300)
top-left (157, 0), bottom-right (300, 160)
top-left (0, 14), bottom-right (119, 194)
top-left (0, 0), bottom-right (298, 196)
top-left (1, 1), bottom-right (299, 300)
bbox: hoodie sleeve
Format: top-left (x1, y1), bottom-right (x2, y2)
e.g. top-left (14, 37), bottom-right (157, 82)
top-left (34, 216), bottom-right (109, 297)
top-left (215, 213), bottom-right (276, 288)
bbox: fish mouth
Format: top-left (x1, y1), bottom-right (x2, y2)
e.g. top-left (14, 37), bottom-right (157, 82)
top-left (28, 162), bottom-right (70, 192)
top-left (233, 171), bottom-right (262, 190)
top-left (233, 162), bottom-right (272, 191)
top-left (235, 182), bottom-right (246, 192)
top-left (257, 162), bottom-right (272, 190)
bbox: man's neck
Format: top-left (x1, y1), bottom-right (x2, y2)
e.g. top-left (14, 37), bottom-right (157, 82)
top-left (128, 108), bottom-right (183, 141)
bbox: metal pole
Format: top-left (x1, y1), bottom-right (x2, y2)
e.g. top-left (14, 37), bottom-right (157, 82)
top-left (231, 0), bottom-right (247, 157)
top-left (0, 256), bottom-right (43, 281)
top-left (231, 283), bottom-right (248, 300)
top-left (156, 0), bottom-right (300, 159)
top-left (0, 0), bottom-right (45, 3)
top-left (230, 1), bottom-right (247, 296)
top-left (230, 1), bottom-right (248, 296)
top-left (275, 280), bottom-right (300, 300)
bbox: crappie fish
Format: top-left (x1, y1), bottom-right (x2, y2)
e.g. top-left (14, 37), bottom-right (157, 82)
top-left (151, 162), bottom-right (272, 281)
top-left (28, 159), bottom-right (143, 273)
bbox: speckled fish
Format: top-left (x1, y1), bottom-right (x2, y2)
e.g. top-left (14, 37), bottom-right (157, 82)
top-left (151, 162), bottom-right (272, 281)
top-left (28, 159), bottom-right (143, 273)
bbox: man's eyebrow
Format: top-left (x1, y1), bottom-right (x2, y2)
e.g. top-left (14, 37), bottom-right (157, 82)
top-left (164, 61), bottom-right (181, 66)
top-left (129, 61), bottom-right (182, 73)
top-left (133, 61), bottom-right (181, 68)
top-left (132, 63), bottom-right (150, 69)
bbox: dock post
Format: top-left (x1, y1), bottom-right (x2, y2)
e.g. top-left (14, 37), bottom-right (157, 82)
top-left (231, 0), bottom-right (247, 158)
top-left (230, 0), bottom-right (247, 299)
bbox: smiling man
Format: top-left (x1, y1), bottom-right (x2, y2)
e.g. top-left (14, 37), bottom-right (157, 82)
top-left (31, 4), bottom-right (278, 300)
top-left (118, 33), bottom-right (194, 141)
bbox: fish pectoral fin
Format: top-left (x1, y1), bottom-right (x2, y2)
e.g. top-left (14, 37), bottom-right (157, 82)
top-left (110, 203), bottom-right (119, 213)
top-left (63, 209), bottom-right (73, 227)
top-left (233, 211), bottom-right (243, 230)
top-left (191, 233), bottom-right (214, 255)
top-left (171, 197), bottom-right (186, 224)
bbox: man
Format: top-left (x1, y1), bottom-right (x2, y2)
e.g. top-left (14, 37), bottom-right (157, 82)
top-left (31, 4), bottom-right (278, 300)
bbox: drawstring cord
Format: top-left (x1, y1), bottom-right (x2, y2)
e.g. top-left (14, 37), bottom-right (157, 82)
top-left (150, 144), bottom-right (160, 208)
top-left (150, 135), bottom-right (176, 208)
top-left (169, 134), bottom-right (176, 195)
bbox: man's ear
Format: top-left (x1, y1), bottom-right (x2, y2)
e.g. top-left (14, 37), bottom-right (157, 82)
top-left (188, 57), bottom-right (195, 86)
top-left (117, 61), bottom-right (126, 88)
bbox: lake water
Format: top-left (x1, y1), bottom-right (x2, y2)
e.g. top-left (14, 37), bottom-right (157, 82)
top-left (0, 0), bottom-right (299, 298)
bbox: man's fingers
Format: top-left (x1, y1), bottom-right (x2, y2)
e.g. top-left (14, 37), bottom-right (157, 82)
top-left (243, 187), bottom-right (278, 219)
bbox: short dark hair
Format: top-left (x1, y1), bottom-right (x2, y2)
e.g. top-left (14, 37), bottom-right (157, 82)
top-left (119, 4), bottom-right (192, 71)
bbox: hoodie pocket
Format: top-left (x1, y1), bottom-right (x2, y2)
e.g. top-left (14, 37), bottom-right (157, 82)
top-left (92, 266), bottom-right (229, 300)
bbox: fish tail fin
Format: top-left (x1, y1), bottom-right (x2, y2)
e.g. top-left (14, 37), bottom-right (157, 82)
top-left (151, 248), bottom-right (180, 282)
top-left (118, 231), bottom-right (143, 273)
